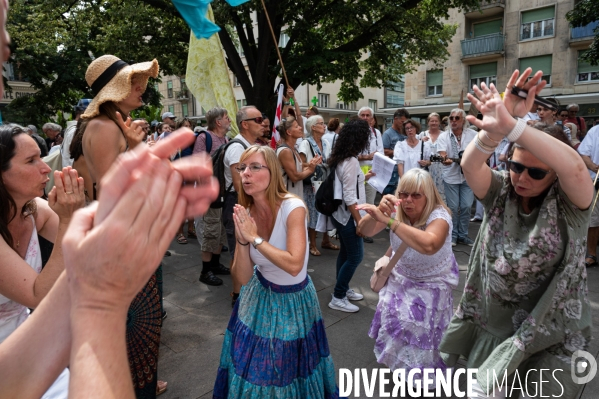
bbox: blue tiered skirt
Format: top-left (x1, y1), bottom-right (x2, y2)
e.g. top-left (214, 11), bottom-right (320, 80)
top-left (213, 270), bottom-right (341, 399)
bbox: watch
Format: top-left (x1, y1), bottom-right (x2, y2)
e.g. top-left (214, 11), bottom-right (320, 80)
top-left (252, 237), bottom-right (265, 248)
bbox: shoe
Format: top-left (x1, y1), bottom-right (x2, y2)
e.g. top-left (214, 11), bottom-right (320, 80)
top-left (222, 245), bottom-right (229, 252)
top-left (199, 271), bottom-right (223, 286)
top-left (211, 263), bottom-right (231, 275)
top-left (321, 242), bottom-right (339, 250)
top-left (585, 254), bottom-right (599, 268)
top-left (346, 288), bottom-right (364, 301)
top-left (162, 311), bottom-right (167, 321)
top-left (164, 250), bottom-right (171, 257)
top-left (457, 237), bottom-right (475, 246)
top-left (310, 247), bottom-right (321, 256)
top-left (328, 295), bottom-right (359, 313)
top-left (470, 217), bottom-right (482, 222)
top-left (451, 238), bottom-right (457, 247)
top-left (176, 233), bottom-right (188, 244)
top-left (187, 230), bottom-right (197, 239)
top-left (363, 236), bottom-right (374, 243)
top-left (156, 380), bottom-right (168, 396)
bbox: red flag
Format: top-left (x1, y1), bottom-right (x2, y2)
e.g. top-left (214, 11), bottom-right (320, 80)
top-left (270, 83), bottom-right (284, 149)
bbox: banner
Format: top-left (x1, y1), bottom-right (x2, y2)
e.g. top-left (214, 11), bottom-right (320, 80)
top-left (185, 5), bottom-right (239, 136)
top-left (270, 83), bottom-right (284, 148)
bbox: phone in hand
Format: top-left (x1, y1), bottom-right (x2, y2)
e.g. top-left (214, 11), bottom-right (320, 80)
top-left (510, 86), bottom-right (557, 111)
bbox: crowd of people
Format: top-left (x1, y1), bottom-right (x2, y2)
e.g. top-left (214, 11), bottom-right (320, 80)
top-left (1, 0), bottom-right (599, 397)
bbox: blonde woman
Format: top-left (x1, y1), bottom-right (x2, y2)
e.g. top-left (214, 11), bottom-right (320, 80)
top-left (358, 169), bottom-right (457, 374)
top-left (215, 146), bottom-right (339, 397)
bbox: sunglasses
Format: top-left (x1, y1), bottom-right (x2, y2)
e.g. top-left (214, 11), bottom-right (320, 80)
top-left (235, 163), bottom-right (269, 173)
top-left (242, 117), bottom-right (264, 124)
top-left (508, 160), bottom-right (550, 180)
top-left (449, 116), bottom-right (461, 121)
top-left (397, 192), bottom-right (424, 200)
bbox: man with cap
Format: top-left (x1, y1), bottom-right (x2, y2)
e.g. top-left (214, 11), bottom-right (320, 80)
top-left (162, 111), bottom-right (176, 130)
top-left (62, 99), bottom-right (91, 167)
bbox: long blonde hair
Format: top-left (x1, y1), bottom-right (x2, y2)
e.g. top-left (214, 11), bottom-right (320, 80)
top-left (395, 169), bottom-right (450, 228)
top-left (237, 146), bottom-right (290, 229)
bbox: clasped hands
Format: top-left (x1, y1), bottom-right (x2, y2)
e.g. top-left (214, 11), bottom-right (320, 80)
top-left (233, 204), bottom-right (258, 246)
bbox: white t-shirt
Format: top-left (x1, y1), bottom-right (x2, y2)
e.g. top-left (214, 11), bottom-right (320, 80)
top-left (393, 140), bottom-right (431, 174)
top-left (62, 120), bottom-right (77, 167)
top-left (359, 128), bottom-right (384, 167)
top-left (252, 196), bottom-right (308, 285)
top-left (523, 112), bottom-right (540, 122)
top-left (323, 131), bottom-right (337, 147)
top-left (578, 125), bottom-right (599, 179)
top-left (223, 134), bottom-right (253, 192)
top-left (436, 128), bottom-right (477, 184)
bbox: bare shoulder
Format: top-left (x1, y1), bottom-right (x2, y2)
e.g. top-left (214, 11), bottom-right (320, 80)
top-left (83, 117), bottom-right (122, 145)
top-left (32, 197), bottom-right (56, 231)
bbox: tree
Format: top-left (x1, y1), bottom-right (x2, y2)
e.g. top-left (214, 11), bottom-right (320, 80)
top-left (208, 0), bottom-right (481, 113)
top-left (6, 0), bottom-right (190, 126)
top-left (567, 0), bottom-right (599, 65)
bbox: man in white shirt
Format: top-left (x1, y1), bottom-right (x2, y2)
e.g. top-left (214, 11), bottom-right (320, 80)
top-left (522, 102), bottom-right (540, 123)
top-left (577, 124), bottom-right (599, 267)
top-left (437, 108), bottom-right (478, 246)
top-left (357, 106), bottom-right (384, 243)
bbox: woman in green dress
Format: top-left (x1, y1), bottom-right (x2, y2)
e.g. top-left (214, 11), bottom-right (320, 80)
top-left (439, 69), bottom-right (593, 398)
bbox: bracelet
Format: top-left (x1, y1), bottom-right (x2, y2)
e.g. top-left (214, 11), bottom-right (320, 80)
top-left (391, 219), bottom-right (401, 234)
top-left (387, 217), bottom-right (395, 228)
top-left (474, 136), bottom-right (496, 155)
top-left (507, 118), bottom-right (526, 142)
top-left (237, 239), bottom-right (249, 246)
top-left (482, 130), bottom-right (502, 145)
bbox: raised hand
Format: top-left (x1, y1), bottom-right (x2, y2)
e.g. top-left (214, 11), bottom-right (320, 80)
top-left (502, 68), bottom-right (547, 118)
top-left (356, 203), bottom-right (387, 224)
top-left (116, 111), bottom-right (146, 148)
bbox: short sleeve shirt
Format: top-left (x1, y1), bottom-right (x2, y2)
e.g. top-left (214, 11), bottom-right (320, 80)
top-left (223, 134), bottom-right (252, 192)
top-left (436, 128), bottom-right (477, 184)
top-left (577, 125), bottom-right (599, 179)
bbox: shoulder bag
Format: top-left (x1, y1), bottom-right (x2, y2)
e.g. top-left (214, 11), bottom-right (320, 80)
top-left (370, 242), bottom-right (408, 293)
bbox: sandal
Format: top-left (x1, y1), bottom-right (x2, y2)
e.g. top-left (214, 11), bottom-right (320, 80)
top-left (176, 233), bottom-right (188, 244)
top-left (187, 230), bottom-right (197, 239)
top-left (321, 242), bottom-right (340, 250)
top-left (156, 380), bottom-right (168, 396)
top-left (309, 247), bottom-right (321, 256)
top-left (585, 254), bottom-right (598, 268)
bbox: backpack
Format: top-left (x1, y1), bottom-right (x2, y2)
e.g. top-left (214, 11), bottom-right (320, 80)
top-left (315, 164), bottom-right (341, 216)
top-left (198, 131), bottom-right (213, 154)
top-left (210, 138), bottom-right (247, 208)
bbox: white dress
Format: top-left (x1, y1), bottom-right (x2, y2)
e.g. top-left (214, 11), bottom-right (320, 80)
top-left (0, 216), bottom-right (70, 398)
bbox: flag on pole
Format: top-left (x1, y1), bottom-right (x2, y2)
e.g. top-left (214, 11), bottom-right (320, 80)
top-left (270, 83), bottom-right (284, 149)
top-left (186, 5), bottom-right (239, 136)
top-left (172, 0), bottom-right (250, 39)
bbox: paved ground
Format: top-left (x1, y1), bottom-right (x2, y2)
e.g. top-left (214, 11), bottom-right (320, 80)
top-left (157, 221), bottom-right (599, 399)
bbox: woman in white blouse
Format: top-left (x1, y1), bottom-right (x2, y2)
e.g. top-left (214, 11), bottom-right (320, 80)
top-left (394, 119), bottom-right (431, 178)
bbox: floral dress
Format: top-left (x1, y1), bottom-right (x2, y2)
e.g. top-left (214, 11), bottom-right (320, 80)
top-left (439, 171), bottom-right (592, 398)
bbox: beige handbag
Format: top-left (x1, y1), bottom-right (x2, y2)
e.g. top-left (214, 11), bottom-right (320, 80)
top-left (370, 242), bottom-right (408, 293)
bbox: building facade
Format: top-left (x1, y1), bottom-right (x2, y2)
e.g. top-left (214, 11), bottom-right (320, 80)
top-left (386, 0), bottom-right (599, 127)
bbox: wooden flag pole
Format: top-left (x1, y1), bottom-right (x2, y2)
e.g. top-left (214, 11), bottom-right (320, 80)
top-left (259, 0), bottom-right (290, 89)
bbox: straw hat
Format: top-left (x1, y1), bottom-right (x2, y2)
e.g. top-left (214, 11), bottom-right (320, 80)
top-left (82, 55), bottom-right (159, 119)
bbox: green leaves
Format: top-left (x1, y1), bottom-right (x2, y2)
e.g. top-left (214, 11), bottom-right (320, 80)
top-left (567, 0), bottom-right (599, 66)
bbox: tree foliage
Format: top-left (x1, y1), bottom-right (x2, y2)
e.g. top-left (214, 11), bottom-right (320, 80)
top-left (6, 0), bottom-right (189, 125)
top-left (567, 0), bottom-right (599, 66)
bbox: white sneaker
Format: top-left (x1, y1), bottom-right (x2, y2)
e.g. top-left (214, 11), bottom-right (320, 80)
top-left (346, 288), bottom-right (364, 301)
top-left (328, 295), bottom-right (359, 313)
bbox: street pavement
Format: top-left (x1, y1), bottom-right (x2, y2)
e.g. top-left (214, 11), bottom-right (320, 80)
top-left (157, 221), bottom-right (599, 399)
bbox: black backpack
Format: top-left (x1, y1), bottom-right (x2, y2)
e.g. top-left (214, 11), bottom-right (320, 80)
top-left (210, 138), bottom-right (247, 208)
top-left (315, 164), bottom-right (341, 216)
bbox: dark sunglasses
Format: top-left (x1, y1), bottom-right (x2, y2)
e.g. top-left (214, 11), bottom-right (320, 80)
top-left (397, 192), bottom-right (424, 200)
top-left (449, 116), bottom-right (461, 121)
top-left (508, 160), bottom-right (551, 180)
top-left (242, 117), bottom-right (264, 124)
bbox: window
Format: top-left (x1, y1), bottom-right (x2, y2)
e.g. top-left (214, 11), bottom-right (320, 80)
top-left (469, 62), bottom-right (497, 90)
top-left (236, 99), bottom-right (247, 109)
top-left (182, 103), bottom-right (188, 117)
top-left (368, 99), bottom-right (377, 112)
top-left (167, 81), bottom-right (173, 98)
top-left (472, 19), bottom-right (502, 38)
top-left (521, 6), bottom-right (555, 41)
top-left (519, 55), bottom-right (552, 85)
top-left (279, 32), bottom-right (289, 48)
top-left (168, 105), bottom-right (175, 114)
top-left (577, 51), bottom-right (599, 83)
top-left (426, 70), bottom-right (443, 96)
top-left (318, 93), bottom-right (329, 108)
top-left (386, 93), bottom-right (404, 108)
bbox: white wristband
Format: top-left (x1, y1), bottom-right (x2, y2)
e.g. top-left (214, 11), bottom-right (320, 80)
top-left (507, 118), bottom-right (526, 142)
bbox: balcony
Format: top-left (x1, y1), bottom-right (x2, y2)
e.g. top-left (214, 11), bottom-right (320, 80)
top-left (461, 33), bottom-right (505, 63)
top-left (464, 0), bottom-right (505, 19)
top-left (175, 89), bottom-right (189, 102)
top-left (570, 20), bottom-right (598, 49)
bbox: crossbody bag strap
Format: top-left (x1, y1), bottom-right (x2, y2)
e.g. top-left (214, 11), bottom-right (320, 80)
top-left (381, 241), bottom-right (409, 277)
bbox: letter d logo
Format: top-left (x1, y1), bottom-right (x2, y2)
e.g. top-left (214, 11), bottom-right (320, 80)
top-left (571, 350), bottom-right (597, 384)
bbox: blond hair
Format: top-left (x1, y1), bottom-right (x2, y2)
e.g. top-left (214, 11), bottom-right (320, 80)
top-left (237, 146), bottom-right (290, 229)
top-left (394, 169), bottom-right (450, 228)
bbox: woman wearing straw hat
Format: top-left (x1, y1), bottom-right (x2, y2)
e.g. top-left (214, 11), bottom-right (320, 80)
top-left (77, 54), bottom-right (167, 397)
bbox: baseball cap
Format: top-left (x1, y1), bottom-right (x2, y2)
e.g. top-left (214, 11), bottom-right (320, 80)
top-left (73, 98), bottom-right (92, 113)
top-left (150, 120), bottom-right (159, 127)
top-left (162, 112), bottom-right (176, 120)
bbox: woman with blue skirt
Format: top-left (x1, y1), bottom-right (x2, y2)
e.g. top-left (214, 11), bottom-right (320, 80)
top-left (213, 145), bottom-right (340, 399)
